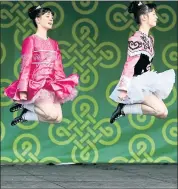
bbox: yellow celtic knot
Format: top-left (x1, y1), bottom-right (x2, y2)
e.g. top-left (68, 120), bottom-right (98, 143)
top-left (156, 5), bottom-right (177, 32)
top-left (106, 3), bottom-right (177, 33)
top-left (72, 1), bottom-right (98, 15)
top-left (13, 134), bottom-right (41, 162)
top-left (106, 4), bottom-right (134, 31)
top-left (164, 86), bottom-right (177, 107)
top-left (0, 156), bottom-right (61, 164)
top-left (11, 133), bottom-right (61, 163)
top-left (162, 43), bottom-right (177, 70)
top-left (1, 1), bottom-right (177, 164)
top-left (110, 156), bottom-right (175, 163)
top-left (129, 134), bottom-right (155, 162)
top-left (1, 2), bottom-right (64, 50)
top-left (1, 79), bottom-right (13, 107)
top-left (128, 115), bottom-right (155, 131)
top-left (105, 3), bottom-right (154, 34)
top-left (110, 133), bottom-right (176, 163)
top-left (1, 1), bottom-right (38, 50)
top-left (60, 18), bottom-right (121, 92)
top-left (11, 134), bottom-right (64, 163)
top-left (162, 119), bottom-right (177, 145)
top-left (49, 95), bottom-right (121, 163)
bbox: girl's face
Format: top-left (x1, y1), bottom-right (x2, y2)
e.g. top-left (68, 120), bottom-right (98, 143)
top-left (147, 9), bottom-right (158, 27)
top-left (141, 9), bottom-right (158, 28)
top-left (36, 11), bottom-right (54, 30)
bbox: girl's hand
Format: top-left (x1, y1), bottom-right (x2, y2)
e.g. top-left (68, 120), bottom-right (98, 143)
top-left (118, 90), bottom-right (127, 101)
top-left (19, 92), bottom-right (27, 100)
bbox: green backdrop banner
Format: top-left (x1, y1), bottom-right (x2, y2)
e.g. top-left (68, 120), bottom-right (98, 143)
top-left (1, 1), bottom-right (177, 164)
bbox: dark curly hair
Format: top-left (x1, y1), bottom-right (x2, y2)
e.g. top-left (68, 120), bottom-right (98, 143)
top-left (128, 1), bottom-right (157, 24)
top-left (28, 6), bottom-right (54, 27)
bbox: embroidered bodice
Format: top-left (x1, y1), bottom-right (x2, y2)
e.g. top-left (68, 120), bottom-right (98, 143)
top-left (17, 34), bottom-right (65, 91)
top-left (118, 31), bottom-right (155, 91)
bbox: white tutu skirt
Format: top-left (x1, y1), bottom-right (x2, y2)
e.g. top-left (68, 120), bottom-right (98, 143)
top-left (109, 69), bottom-right (175, 104)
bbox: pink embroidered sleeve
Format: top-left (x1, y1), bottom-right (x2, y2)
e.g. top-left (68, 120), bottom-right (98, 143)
top-left (54, 41), bottom-right (66, 80)
top-left (118, 36), bottom-right (142, 91)
top-left (18, 37), bottom-right (33, 91)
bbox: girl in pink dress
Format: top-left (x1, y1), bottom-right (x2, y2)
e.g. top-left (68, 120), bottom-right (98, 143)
top-left (4, 6), bottom-right (79, 126)
top-left (110, 1), bottom-right (175, 123)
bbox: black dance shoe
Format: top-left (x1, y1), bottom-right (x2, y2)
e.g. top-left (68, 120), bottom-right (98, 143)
top-left (10, 103), bottom-right (23, 112)
top-left (110, 103), bottom-right (125, 124)
top-left (11, 108), bottom-right (28, 126)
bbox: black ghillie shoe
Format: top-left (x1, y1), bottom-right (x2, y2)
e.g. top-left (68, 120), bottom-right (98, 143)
top-left (110, 103), bottom-right (125, 124)
top-left (11, 108), bottom-right (28, 126)
top-left (10, 103), bottom-right (23, 112)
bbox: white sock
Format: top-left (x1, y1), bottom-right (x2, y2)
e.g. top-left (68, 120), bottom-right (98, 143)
top-left (23, 104), bottom-right (35, 113)
top-left (123, 104), bottom-right (143, 115)
top-left (22, 111), bottom-right (38, 121)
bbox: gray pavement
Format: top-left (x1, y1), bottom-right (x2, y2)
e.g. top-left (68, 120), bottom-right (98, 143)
top-left (1, 164), bottom-right (177, 188)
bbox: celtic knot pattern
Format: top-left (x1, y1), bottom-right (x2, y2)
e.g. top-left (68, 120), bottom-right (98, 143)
top-left (1, 1), bottom-right (177, 164)
top-left (49, 95), bottom-right (121, 163)
top-left (72, 1), bottom-right (98, 15)
top-left (60, 18), bottom-right (121, 91)
top-left (1, 2), bottom-right (64, 50)
top-left (106, 3), bottom-right (177, 33)
top-left (109, 134), bottom-right (175, 163)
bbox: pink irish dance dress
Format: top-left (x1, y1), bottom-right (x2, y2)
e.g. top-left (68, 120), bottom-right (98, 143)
top-left (110, 31), bottom-right (175, 104)
top-left (4, 34), bottom-right (79, 104)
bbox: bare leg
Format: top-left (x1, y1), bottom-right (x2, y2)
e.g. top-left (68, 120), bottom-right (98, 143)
top-left (11, 91), bottom-right (63, 125)
top-left (123, 95), bottom-right (168, 119)
top-left (54, 101), bottom-right (63, 123)
top-left (34, 101), bottom-right (63, 123)
top-left (110, 94), bottom-right (168, 124)
top-left (142, 95), bottom-right (168, 119)
top-left (141, 104), bottom-right (157, 115)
